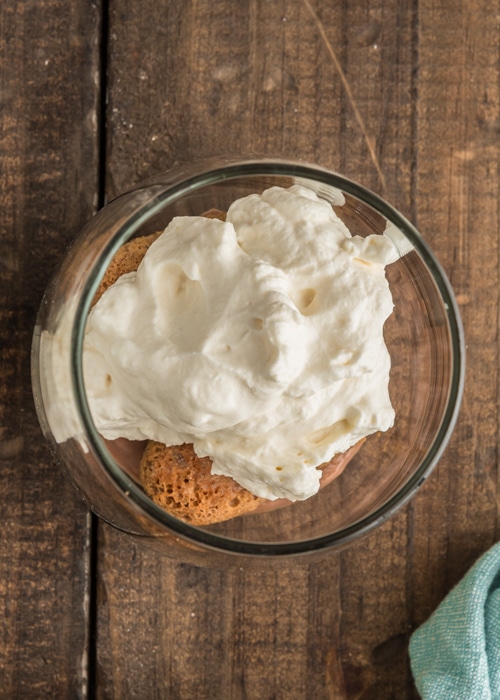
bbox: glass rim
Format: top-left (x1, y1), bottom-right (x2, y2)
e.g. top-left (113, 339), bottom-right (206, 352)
top-left (71, 157), bottom-right (465, 557)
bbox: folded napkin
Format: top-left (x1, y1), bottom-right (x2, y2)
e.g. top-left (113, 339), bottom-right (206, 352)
top-left (409, 542), bottom-right (500, 700)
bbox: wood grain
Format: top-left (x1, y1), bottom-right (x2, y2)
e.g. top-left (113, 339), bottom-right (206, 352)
top-left (3, 0), bottom-right (500, 697)
top-left (328, 1), bottom-right (417, 697)
top-left (96, 1), bottom-right (421, 699)
top-left (410, 0), bottom-right (500, 622)
top-left (0, 0), bottom-right (101, 697)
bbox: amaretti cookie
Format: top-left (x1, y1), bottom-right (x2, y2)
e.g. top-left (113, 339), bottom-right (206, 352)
top-left (140, 441), bottom-right (265, 525)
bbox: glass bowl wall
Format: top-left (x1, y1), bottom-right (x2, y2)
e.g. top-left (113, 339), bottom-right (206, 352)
top-left (31, 158), bottom-right (464, 564)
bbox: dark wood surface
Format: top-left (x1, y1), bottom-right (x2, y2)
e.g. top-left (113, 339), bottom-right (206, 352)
top-left (1, 0), bottom-right (497, 697)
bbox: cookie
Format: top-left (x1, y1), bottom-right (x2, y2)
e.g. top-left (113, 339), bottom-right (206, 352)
top-left (140, 442), bottom-right (264, 525)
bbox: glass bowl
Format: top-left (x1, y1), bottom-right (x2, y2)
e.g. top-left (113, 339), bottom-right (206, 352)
top-left (31, 157), bottom-right (465, 566)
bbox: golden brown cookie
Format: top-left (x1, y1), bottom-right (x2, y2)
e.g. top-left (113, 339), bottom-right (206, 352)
top-left (140, 442), bottom-right (264, 525)
top-left (140, 439), bottom-right (364, 524)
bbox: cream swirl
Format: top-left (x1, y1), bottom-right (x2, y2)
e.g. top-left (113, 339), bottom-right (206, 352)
top-left (83, 185), bottom-right (397, 500)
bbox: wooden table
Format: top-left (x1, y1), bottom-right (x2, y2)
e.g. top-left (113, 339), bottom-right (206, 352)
top-left (1, 0), bottom-right (496, 697)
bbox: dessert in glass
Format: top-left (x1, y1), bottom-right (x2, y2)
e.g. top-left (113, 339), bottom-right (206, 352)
top-left (31, 158), bottom-right (465, 566)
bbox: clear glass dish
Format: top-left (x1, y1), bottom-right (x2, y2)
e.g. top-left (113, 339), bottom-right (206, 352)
top-left (31, 157), bottom-right (465, 566)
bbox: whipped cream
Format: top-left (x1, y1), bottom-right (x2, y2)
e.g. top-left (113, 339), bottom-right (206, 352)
top-left (83, 185), bottom-right (397, 501)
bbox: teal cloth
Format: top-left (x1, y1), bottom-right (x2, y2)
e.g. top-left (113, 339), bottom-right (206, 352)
top-left (409, 542), bottom-right (500, 699)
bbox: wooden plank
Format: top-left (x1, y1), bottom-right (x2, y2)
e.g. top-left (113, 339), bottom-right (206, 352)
top-left (96, 1), bottom-right (424, 699)
top-left (104, 0), bottom-right (346, 198)
top-left (0, 0), bottom-right (102, 696)
top-left (410, 0), bottom-right (500, 623)
top-left (326, 1), bottom-right (418, 697)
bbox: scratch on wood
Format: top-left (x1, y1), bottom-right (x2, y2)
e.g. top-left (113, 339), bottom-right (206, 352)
top-left (301, 0), bottom-right (387, 192)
